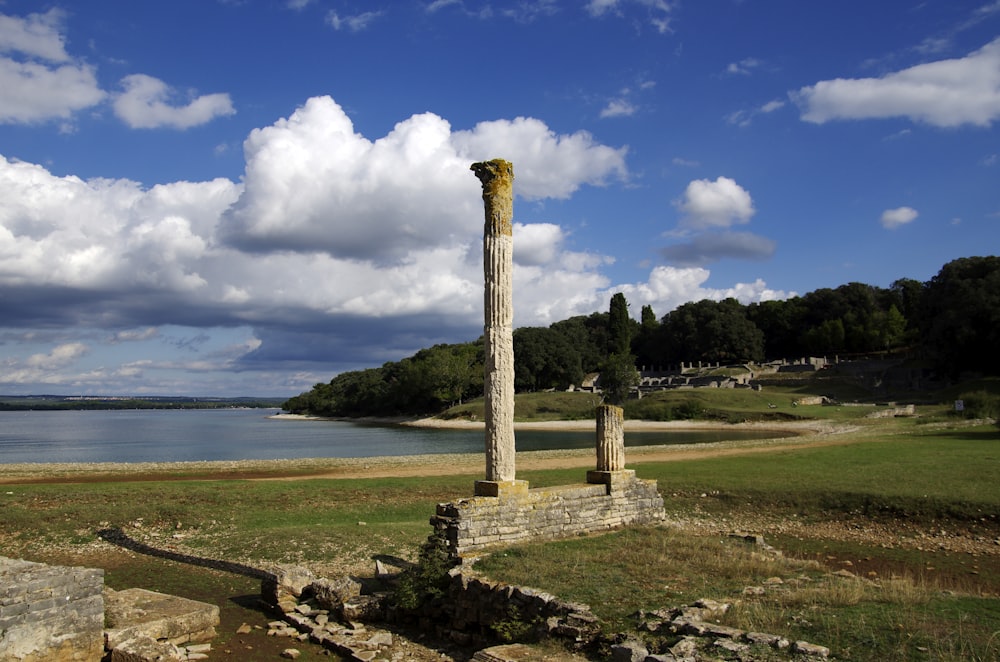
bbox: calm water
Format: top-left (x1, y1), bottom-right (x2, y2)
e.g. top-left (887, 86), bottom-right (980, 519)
top-left (0, 409), bottom-right (788, 464)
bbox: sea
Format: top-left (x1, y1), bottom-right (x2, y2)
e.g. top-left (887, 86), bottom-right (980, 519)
top-left (0, 409), bottom-right (788, 464)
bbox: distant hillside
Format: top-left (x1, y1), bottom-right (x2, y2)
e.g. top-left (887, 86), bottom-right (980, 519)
top-left (284, 255), bottom-right (1000, 419)
top-left (0, 395), bottom-right (286, 411)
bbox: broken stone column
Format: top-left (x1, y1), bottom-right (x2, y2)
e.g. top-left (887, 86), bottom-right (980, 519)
top-left (595, 404), bottom-right (625, 471)
top-left (471, 159), bottom-right (524, 497)
top-left (588, 404), bottom-right (634, 487)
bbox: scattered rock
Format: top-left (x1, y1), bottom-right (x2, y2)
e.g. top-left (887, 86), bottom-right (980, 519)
top-left (669, 636), bottom-right (699, 657)
top-left (611, 640), bottom-right (649, 661)
top-left (746, 632), bottom-right (790, 649)
top-left (262, 565), bottom-right (316, 611)
top-left (792, 640), bottom-right (831, 657)
top-left (108, 634), bottom-right (180, 662)
top-left (365, 631), bottom-right (393, 647)
top-left (310, 576), bottom-right (363, 611)
top-left (714, 637), bottom-right (749, 654)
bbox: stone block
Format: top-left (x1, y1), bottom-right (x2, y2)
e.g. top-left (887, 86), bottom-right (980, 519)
top-left (473, 480), bottom-right (530, 497)
top-left (104, 588), bottom-right (219, 648)
top-left (109, 634), bottom-right (182, 662)
top-left (308, 576), bottom-right (362, 611)
top-left (0, 557), bottom-right (104, 662)
top-left (261, 564), bottom-right (315, 608)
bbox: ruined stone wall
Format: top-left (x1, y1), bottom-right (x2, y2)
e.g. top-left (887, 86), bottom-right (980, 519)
top-left (0, 557), bottom-right (104, 662)
top-left (427, 570), bottom-right (601, 649)
top-left (431, 472), bottom-right (665, 557)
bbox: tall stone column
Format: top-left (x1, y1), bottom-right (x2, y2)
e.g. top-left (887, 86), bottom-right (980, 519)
top-left (471, 159), bottom-right (523, 496)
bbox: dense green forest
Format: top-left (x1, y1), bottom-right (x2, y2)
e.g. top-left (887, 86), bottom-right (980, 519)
top-left (283, 255), bottom-right (1000, 418)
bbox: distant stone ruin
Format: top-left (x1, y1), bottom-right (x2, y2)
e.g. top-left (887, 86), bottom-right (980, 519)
top-left (431, 161), bottom-right (665, 559)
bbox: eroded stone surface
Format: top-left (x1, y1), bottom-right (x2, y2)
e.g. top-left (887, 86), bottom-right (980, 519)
top-left (0, 556), bottom-right (104, 662)
top-left (473, 158), bottom-right (516, 484)
top-left (104, 588), bottom-right (219, 648)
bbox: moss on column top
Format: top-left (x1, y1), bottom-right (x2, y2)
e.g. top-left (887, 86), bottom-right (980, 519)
top-left (471, 159), bottom-right (514, 237)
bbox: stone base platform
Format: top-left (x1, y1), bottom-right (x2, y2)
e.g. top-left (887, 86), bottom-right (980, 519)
top-left (104, 587), bottom-right (220, 649)
top-left (432, 470), bottom-right (665, 558)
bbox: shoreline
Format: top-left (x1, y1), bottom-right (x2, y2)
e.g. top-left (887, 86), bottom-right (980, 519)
top-left (0, 418), bottom-right (848, 484)
top-left (269, 412), bottom-right (823, 433)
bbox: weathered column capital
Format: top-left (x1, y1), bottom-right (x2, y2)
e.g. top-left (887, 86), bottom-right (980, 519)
top-left (471, 159), bottom-right (514, 237)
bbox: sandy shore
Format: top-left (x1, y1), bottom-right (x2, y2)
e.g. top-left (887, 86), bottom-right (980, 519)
top-left (271, 412), bottom-right (823, 432)
top-left (0, 417), bottom-right (850, 484)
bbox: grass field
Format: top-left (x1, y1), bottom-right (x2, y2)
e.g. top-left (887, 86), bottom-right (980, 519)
top-left (2, 379), bottom-right (999, 660)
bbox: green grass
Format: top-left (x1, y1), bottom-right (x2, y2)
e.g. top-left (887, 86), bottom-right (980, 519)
top-left (3, 408), bottom-right (999, 661)
top-left (476, 527), bottom-right (1000, 661)
top-left (439, 378), bottom-right (900, 424)
top-left (1, 475), bottom-right (476, 569)
top-left (633, 423), bottom-right (1000, 522)
top-left (442, 390), bottom-right (604, 421)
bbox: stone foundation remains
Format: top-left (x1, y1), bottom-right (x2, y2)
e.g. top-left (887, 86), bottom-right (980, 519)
top-left (0, 557), bottom-right (104, 662)
top-left (432, 469), bottom-right (665, 558)
top-left (430, 397), bottom-right (666, 559)
top-left (104, 587), bottom-right (219, 649)
top-left (0, 555), bottom-right (219, 662)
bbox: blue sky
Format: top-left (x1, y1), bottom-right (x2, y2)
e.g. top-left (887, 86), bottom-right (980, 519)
top-left (0, 0), bottom-right (997, 397)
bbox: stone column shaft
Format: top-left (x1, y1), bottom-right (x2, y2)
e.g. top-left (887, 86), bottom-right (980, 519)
top-left (472, 159), bottom-right (516, 484)
top-left (595, 404), bottom-right (625, 471)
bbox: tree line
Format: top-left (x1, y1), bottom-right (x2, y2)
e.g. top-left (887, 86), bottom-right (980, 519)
top-left (283, 255), bottom-right (1000, 417)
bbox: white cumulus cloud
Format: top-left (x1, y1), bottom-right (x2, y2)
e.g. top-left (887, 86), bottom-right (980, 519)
top-left (0, 9), bottom-right (69, 62)
top-left (611, 265), bottom-right (791, 320)
top-left (0, 9), bottom-right (105, 124)
top-left (601, 98), bottom-right (637, 118)
top-left (0, 95), bottom-right (789, 393)
top-left (676, 176), bottom-right (755, 229)
top-left (880, 206), bottom-right (918, 229)
top-left (795, 37), bottom-right (1000, 128)
top-left (452, 116), bottom-right (628, 199)
top-left (221, 97), bottom-right (627, 261)
top-left (0, 9), bottom-right (236, 130)
top-left (113, 74), bottom-right (236, 129)
top-left (513, 222), bottom-right (564, 266)
top-left (25, 342), bottom-right (89, 368)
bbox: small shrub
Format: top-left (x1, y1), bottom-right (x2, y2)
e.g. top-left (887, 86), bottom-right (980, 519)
top-left (391, 534), bottom-right (454, 610)
top-left (674, 399), bottom-right (703, 420)
top-left (490, 604), bottom-right (541, 643)
top-left (955, 391), bottom-right (1000, 420)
